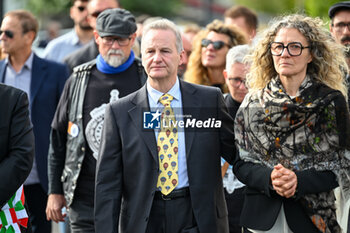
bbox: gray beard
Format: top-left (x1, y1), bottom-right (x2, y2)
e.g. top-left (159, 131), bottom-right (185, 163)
top-left (102, 49), bottom-right (126, 67)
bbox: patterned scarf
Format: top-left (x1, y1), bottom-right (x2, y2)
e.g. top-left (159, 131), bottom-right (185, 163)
top-left (235, 75), bottom-right (350, 233)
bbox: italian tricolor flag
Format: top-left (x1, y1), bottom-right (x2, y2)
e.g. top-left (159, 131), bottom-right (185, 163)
top-left (0, 185), bottom-right (28, 233)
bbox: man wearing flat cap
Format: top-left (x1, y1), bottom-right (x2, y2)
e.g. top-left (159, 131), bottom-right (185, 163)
top-left (330, 2), bottom-right (350, 68)
top-left (329, 2), bottom-right (350, 104)
top-left (329, 4), bottom-right (350, 232)
top-left (45, 8), bottom-right (146, 233)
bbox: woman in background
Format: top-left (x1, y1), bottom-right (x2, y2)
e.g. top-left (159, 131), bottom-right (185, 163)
top-left (185, 19), bottom-right (246, 93)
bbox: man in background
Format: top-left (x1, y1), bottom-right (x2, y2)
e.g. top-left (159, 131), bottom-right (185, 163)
top-left (177, 33), bottom-right (192, 79)
top-left (329, 1), bottom-right (350, 69)
top-left (329, 4), bottom-right (350, 232)
top-left (224, 5), bottom-right (258, 44)
top-left (43, 0), bottom-right (94, 62)
top-left (222, 45), bottom-right (251, 233)
top-left (63, 0), bottom-right (120, 73)
top-left (0, 10), bottom-right (69, 233)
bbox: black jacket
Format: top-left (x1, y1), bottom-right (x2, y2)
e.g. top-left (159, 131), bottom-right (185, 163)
top-left (0, 84), bottom-right (34, 207)
top-left (63, 40), bottom-right (98, 75)
top-left (48, 58), bottom-right (147, 206)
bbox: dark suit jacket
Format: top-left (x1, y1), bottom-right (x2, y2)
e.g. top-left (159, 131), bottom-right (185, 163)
top-left (233, 157), bottom-right (338, 233)
top-left (0, 84), bottom-right (34, 207)
top-left (63, 40), bottom-right (98, 74)
top-left (95, 80), bottom-right (236, 233)
top-left (0, 54), bottom-right (69, 192)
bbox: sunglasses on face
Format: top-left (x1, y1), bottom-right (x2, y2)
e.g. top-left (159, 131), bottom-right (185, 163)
top-left (0, 30), bottom-right (14, 39)
top-left (201, 39), bottom-right (229, 50)
top-left (77, 6), bottom-right (86, 12)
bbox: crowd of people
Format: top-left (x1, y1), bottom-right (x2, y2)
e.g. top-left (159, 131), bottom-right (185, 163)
top-left (1, 1), bottom-right (350, 233)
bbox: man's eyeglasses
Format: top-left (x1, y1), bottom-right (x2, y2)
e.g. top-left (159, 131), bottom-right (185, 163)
top-left (228, 77), bottom-right (246, 88)
top-left (332, 22), bottom-right (350, 32)
top-left (270, 42), bottom-right (310, 57)
top-left (201, 39), bottom-right (230, 50)
top-left (77, 6), bottom-right (86, 12)
top-left (101, 37), bottom-right (131, 46)
top-left (0, 30), bottom-right (14, 39)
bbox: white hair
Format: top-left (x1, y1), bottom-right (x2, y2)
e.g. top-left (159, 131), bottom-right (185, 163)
top-left (141, 18), bottom-right (183, 53)
top-left (225, 44), bottom-right (250, 72)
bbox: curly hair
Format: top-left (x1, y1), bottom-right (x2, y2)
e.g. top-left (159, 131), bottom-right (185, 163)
top-left (247, 14), bottom-right (348, 99)
top-left (184, 19), bottom-right (247, 92)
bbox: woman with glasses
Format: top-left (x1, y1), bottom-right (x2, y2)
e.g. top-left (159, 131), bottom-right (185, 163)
top-left (234, 14), bottom-right (350, 233)
top-left (184, 20), bottom-right (246, 93)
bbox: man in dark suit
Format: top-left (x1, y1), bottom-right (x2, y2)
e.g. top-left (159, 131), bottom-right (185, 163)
top-left (0, 84), bottom-right (34, 233)
top-left (95, 18), bottom-right (236, 233)
top-left (0, 10), bottom-right (69, 233)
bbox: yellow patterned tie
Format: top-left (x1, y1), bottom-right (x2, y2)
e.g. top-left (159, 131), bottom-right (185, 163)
top-left (157, 94), bottom-right (179, 195)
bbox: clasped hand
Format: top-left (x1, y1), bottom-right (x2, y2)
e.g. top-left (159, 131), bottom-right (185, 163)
top-left (270, 164), bottom-right (298, 198)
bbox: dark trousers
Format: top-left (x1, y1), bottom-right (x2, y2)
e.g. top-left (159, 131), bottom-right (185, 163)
top-left (347, 211), bottom-right (350, 233)
top-left (225, 187), bottom-right (251, 233)
top-left (146, 193), bottom-right (198, 233)
top-left (23, 184), bottom-right (51, 233)
top-left (68, 198), bottom-right (94, 233)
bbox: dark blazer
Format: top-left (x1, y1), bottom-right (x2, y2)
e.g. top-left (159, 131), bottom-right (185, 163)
top-left (0, 84), bottom-right (34, 207)
top-left (95, 80), bottom-right (236, 233)
top-left (0, 54), bottom-right (69, 192)
top-left (233, 157), bottom-right (338, 233)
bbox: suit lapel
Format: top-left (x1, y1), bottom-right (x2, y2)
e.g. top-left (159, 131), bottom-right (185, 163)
top-left (30, 55), bottom-right (47, 105)
top-left (0, 61), bottom-right (6, 83)
top-left (128, 85), bottom-right (158, 162)
top-left (179, 80), bottom-right (200, 159)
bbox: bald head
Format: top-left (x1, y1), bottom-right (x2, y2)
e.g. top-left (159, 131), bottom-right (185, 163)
top-left (87, 0), bottom-right (120, 29)
top-left (178, 33), bottom-right (192, 77)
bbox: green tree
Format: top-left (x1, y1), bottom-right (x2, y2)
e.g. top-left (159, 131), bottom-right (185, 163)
top-left (234, 0), bottom-right (342, 19)
top-left (234, 0), bottom-right (298, 16)
top-left (25, 0), bottom-right (183, 19)
top-left (26, 0), bottom-right (70, 17)
top-left (120, 0), bottom-right (182, 17)
top-left (305, 0), bottom-right (339, 19)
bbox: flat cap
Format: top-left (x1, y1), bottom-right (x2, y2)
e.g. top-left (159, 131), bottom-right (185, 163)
top-left (329, 1), bottom-right (350, 19)
top-left (96, 8), bottom-right (137, 38)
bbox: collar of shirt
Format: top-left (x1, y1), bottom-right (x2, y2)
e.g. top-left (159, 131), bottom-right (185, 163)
top-left (146, 77), bottom-right (181, 108)
top-left (5, 52), bottom-right (34, 72)
top-left (70, 30), bottom-right (82, 46)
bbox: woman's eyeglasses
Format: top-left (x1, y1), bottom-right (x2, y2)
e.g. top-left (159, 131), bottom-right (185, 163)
top-left (270, 42), bottom-right (310, 56)
top-left (0, 30), bottom-right (14, 39)
top-left (201, 39), bottom-right (229, 50)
